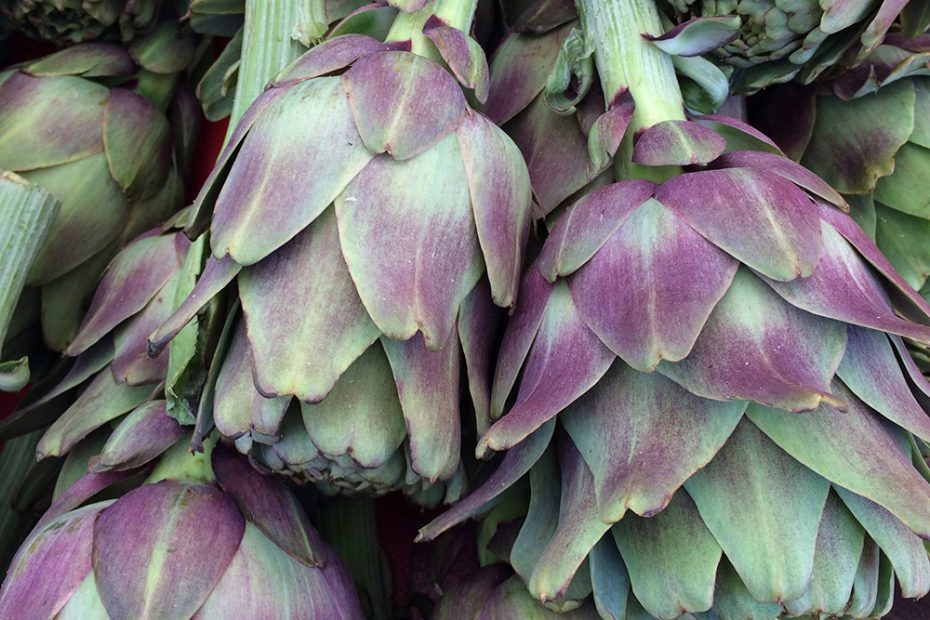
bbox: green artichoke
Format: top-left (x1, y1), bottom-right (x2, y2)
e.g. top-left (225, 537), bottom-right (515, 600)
top-left (1, 0), bottom-right (164, 45)
top-left (656, 0), bottom-right (912, 91)
top-left (0, 435), bottom-right (364, 619)
top-left (423, 0), bottom-right (930, 616)
top-left (0, 40), bottom-right (196, 360)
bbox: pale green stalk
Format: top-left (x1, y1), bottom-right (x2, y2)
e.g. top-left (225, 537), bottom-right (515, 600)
top-left (576, 0), bottom-right (686, 181)
top-left (0, 173), bottom-right (59, 391)
top-left (385, 0), bottom-right (478, 59)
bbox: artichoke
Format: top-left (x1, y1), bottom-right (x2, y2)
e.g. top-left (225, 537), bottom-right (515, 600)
top-left (149, 14), bottom-right (532, 500)
top-left (1, 0), bottom-right (164, 45)
top-left (422, 0), bottom-right (930, 615)
top-left (753, 33), bottom-right (930, 297)
top-left (0, 437), bottom-right (364, 619)
top-left (0, 40), bottom-right (196, 359)
top-left (657, 0), bottom-right (912, 91)
top-left (0, 216), bottom-right (218, 466)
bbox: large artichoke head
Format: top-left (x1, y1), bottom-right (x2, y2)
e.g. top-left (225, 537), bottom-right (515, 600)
top-left (150, 34), bottom-right (533, 500)
top-left (422, 115), bottom-right (930, 616)
top-left (0, 42), bottom-right (195, 356)
top-left (1, 0), bottom-right (163, 45)
top-left (659, 0), bottom-right (911, 90)
top-left (0, 439), bottom-right (363, 619)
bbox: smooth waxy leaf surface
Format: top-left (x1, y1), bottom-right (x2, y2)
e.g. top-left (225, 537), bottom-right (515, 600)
top-left (479, 283), bottom-right (614, 456)
top-left (783, 492), bottom-right (864, 617)
top-left (103, 89), bottom-right (172, 201)
top-left (530, 440), bottom-right (612, 602)
top-left (299, 343), bottom-right (405, 470)
top-left (418, 421), bottom-right (555, 542)
top-left (239, 208), bottom-right (380, 403)
top-left (614, 492), bottom-right (722, 619)
top-left (342, 51), bottom-right (466, 160)
top-left (571, 199), bottom-right (738, 372)
top-left (0, 504), bottom-right (104, 620)
top-left (659, 268), bottom-right (847, 411)
top-left (213, 323), bottom-right (291, 440)
top-left (67, 232), bottom-right (183, 356)
top-left (336, 132), bottom-right (481, 349)
top-left (686, 421), bottom-right (830, 602)
top-left (837, 326), bottom-right (930, 442)
top-left (748, 383), bottom-right (930, 538)
top-left (193, 525), bottom-right (361, 619)
top-left (383, 332), bottom-right (461, 481)
top-left (655, 168), bottom-right (823, 281)
top-left (211, 76), bottom-right (372, 266)
top-left (0, 74), bottom-right (105, 171)
top-left (766, 220), bottom-right (930, 344)
top-left (456, 112), bottom-right (531, 308)
top-left (93, 482), bottom-right (245, 620)
top-left (632, 120), bottom-right (726, 166)
top-left (538, 180), bottom-right (656, 281)
top-left (213, 446), bottom-right (325, 567)
top-left (837, 488), bottom-right (930, 599)
top-left (562, 363), bottom-right (744, 522)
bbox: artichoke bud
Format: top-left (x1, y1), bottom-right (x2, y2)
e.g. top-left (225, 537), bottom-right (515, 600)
top-left (0, 438), bottom-right (364, 619)
top-left (657, 0), bottom-right (911, 91)
top-left (421, 112), bottom-right (930, 615)
top-left (0, 43), bottom-right (193, 355)
top-left (149, 34), bottom-right (534, 500)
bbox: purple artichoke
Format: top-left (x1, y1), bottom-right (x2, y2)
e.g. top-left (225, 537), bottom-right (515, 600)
top-left (149, 31), bottom-right (533, 499)
top-left (421, 0), bottom-right (930, 616)
top-left (0, 443), bottom-right (363, 619)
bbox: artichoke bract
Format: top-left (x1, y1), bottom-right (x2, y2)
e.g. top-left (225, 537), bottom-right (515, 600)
top-left (422, 0), bottom-right (930, 616)
top-left (0, 439), bottom-right (363, 620)
top-left (753, 33), bottom-right (930, 298)
top-left (0, 221), bottom-right (197, 459)
top-left (149, 25), bottom-right (532, 499)
top-left (658, 0), bottom-right (911, 91)
top-left (433, 564), bottom-right (602, 620)
top-left (1, 0), bottom-right (163, 45)
top-left (0, 42), bottom-right (193, 355)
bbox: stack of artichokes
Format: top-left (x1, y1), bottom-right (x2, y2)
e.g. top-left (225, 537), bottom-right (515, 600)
top-left (1, 0), bottom-right (930, 618)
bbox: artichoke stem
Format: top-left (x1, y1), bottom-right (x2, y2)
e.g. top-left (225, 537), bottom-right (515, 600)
top-left (385, 0), bottom-right (478, 60)
top-left (317, 496), bottom-right (393, 620)
top-left (228, 0), bottom-right (309, 141)
top-left (576, 0), bottom-right (686, 182)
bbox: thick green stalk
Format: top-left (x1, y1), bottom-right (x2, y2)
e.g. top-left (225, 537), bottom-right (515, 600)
top-left (385, 0), bottom-right (478, 59)
top-left (170, 1), bottom-right (311, 417)
top-left (0, 173), bottom-right (59, 390)
top-left (317, 497), bottom-right (392, 620)
top-left (228, 0), bottom-right (310, 138)
top-left (576, 0), bottom-right (686, 181)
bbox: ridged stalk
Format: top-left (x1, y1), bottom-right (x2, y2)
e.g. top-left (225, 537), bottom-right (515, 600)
top-left (0, 173), bottom-right (59, 391)
top-left (0, 430), bottom-right (44, 571)
top-left (228, 0), bottom-right (310, 139)
top-left (318, 497), bottom-right (392, 620)
top-left (385, 0), bottom-right (478, 58)
top-left (577, 0), bottom-right (685, 182)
